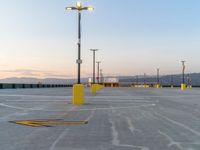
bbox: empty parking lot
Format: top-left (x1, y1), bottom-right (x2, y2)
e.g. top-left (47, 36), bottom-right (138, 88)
top-left (0, 87), bottom-right (200, 150)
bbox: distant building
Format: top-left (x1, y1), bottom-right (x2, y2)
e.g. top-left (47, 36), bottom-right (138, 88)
top-left (103, 77), bottom-right (119, 87)
top-left (88, 77), bottom-right (119, 87)
top-left (103, 78), bottom-right (119, 83)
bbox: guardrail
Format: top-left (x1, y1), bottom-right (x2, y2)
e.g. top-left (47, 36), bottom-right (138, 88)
top-left (0, 83), bottom-right (73, 89)
top-left (162, 85), bottom-right (200, 88)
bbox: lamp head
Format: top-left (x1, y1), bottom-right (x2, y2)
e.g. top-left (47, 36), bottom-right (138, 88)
top-left (77, 1), bottom-right (82, 9)
top-left (66, 7), bottom-right (72, 10)
top-left (87, 6), bottom-right (94, 11)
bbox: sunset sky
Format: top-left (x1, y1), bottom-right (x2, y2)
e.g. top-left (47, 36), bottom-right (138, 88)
top-left (0, 0), bottom-right (200, 79)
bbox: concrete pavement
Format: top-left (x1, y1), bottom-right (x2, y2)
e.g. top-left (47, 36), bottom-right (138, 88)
top-left (0, 87), bottom-right (200, 150)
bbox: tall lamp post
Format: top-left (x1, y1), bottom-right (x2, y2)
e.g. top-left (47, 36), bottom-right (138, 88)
top-left (66, 2), bottom-right (94, 105)
top-left (100, 69), bottom-right (103, 83)
top-left (156, 68), bottom-right (160, 88)
top-left (187, 74), bottom-right (192, 88)
top-left (181, 61), bottom-right (186, 84)
top-left (144, 73), bottom-right (146, 87)
top-left (90, 49), bottom-right (99, 84)
top-left (171, 75), bottom-right (174, 88)
top-left (66, 2), bottom-right (94, 84)
top-left (187, 74), bottom-right (190, 85)
top-left (136, 75), bottom-right (139, 86)
top-left (181, 60), bottom-right (186, 90)
top-left (157, 68), bottom-right (160, 84)
top-left (189, 75), bottom-right (192, 88)
top-left (96, 61), bottom-right (101, 83)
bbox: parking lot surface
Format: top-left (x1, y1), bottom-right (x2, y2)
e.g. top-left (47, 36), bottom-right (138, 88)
top-left (0, 87), bottom-right (200, 150)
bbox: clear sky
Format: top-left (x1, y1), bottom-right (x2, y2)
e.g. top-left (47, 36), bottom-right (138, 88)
top-left (0, 0), bottom-right (200, 79)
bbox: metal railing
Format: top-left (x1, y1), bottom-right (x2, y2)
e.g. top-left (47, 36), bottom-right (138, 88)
top-left (0, 83), bottom-right (73, 89)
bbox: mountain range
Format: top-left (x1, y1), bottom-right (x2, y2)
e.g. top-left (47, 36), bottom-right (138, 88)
top-left (119, 73), bottom-right (200, 86)
top-left (0, 77), bottom-right (87, 84)
top-left (0, 73), bottom-right (199, 86)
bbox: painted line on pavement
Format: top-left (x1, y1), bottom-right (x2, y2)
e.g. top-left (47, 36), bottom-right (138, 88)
top-left (0, 102), bottom-right (156, 112)
top-left (5, 100), bottom-right (154, 103)
top-left (0, 103), bottom-right (44, 110)
top-left (0, 94), bottom-right (72, 98)
top-left (9, 119), bottom-right (88, 127)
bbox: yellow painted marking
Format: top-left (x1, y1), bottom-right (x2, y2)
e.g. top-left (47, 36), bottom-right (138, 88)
top-left (9, 119), bottom-right (88, 127)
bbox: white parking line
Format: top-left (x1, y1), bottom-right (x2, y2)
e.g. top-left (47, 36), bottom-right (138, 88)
top-left (5, 100), bottom-right (156, 103)
top-left (0, 94), bottom-right (72, 98)
top-left (0, 103), bottom-right (44, 110)
top-left (0, 102), bottom-right (156, 112)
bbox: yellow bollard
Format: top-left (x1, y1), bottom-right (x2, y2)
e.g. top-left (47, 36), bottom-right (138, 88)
top-left (98, 84), bottom-right (103, 90)
top-left (91, 84), bottom-right (98, 94)
top-left (156, 84), bottom-right (161, 88)
top-left (97, 84), bottom-right (101, 90)
top-left (72, 84), bottom-right (84, 105)
top-left (181, 84), bottom-right (187, 90)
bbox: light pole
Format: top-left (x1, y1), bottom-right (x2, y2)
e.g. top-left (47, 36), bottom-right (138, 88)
top-left (100, 69), bottom-right (103, 83)
top-left (187, 74), bottom-right (190, 85)
top-left (181, 60), bottom-right (186, 90)
top-left (187, 74), bottom-right (192, 88)
top-left (96, 61), bottom-right (101, 83)
top-left (157, 68), bottom-right (160, 85)
top-left (90, 49), bottom-right (99, 84)
top-left (66, 2), bottom-right (94, 84)
top-left (171, 75), bottom-right (174, 87)
top-left (189, 76), bottom-right (192, 88)
top-left (144, 73), bottom-right (146, 86)
top-left (66, 2), bottom-right (94, 105)
top-left (181, 61), bottom-right (186, 84)
top-left (136, 75), bottom-right (139, 85)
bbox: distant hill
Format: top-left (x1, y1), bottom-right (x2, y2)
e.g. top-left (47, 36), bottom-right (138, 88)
top-left (0, 73), bottom-right (199, 86)
top-left (119, 73), bottom-right (200, 86)
top-left (0, 77), bottom-right (88, 84)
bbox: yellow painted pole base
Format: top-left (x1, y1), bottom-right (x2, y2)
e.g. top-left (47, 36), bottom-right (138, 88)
top-left (98, 84), bottom-right (104, 90)
top-left (72, 84), bottom-right (85, 105)
top-left (187, 85), bottom-right (192, 89)
top-left (91, 84), bottom-right (98, 94)
top-left (181, 84), bottom-right (187, 91)
top-left (91, 84), bottom-right (96, 94)
top-left (155, 84), bottom-right (161, 88)
top-left (91, 84), bottom-right (104, 94)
